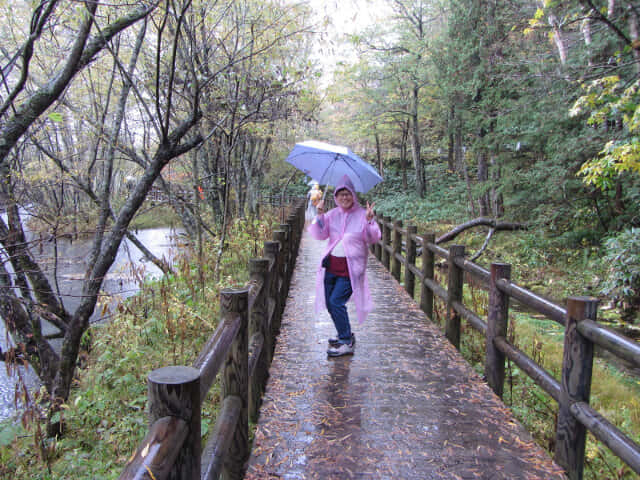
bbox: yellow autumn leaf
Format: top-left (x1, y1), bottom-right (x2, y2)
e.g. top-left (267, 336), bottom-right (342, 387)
top-left (145, 465), bottom-right (157, 480)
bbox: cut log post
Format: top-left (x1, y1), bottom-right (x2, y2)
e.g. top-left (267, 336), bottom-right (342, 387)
top-left (248, 258), bottom-right (269, 423)
top-left (485, 263), bottom-right (512, 398)
top-left (373, 211), bottom-right (382, 260)
top-left (272, 230), bottom-right (286, 330)
top-left (286, 216), bottom-right (297, 272)
top-left (420, 233), bottom-right (435, 320)
top-left (392, 220), bottom-right (402, 281)
top-left (278, 224), bottom-right (291, 293)
top-left (382, 216), bottom-right (391, 269)
top-left (555, 296), bottom-right (599, 480)
top-left (147, 365), bottom-right (201, 480)
top-left (405, 225), bottom-right (417, 298)
top-left (264, 240), bottom-right (280, 358)
top-left (220, 288), bottom-right (249, 480)
top-left (119, 416), bottom-right (189, 480)
top-left (446, 245), bottom-right (465, 349)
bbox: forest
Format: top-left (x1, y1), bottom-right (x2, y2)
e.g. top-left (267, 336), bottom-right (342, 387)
top-left (0, 0), bottom-right (639, 478)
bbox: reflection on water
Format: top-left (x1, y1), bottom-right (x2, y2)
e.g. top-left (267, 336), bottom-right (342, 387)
top-left (0, 228), bottom-right (181, 423)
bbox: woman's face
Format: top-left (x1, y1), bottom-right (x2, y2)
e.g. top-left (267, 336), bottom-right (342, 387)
top-left (336, 188), bottom-right (354, 210)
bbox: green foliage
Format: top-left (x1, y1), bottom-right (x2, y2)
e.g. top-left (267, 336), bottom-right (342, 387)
top-left (572, 77), bottom-right (640, 189)
top-left (373, 164), bottom-right (469, 227)
top-left (601, 228), bottom-right (640, 316)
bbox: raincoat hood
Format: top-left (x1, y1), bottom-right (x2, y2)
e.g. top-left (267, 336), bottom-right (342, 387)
top-left (334, 174), bottom-right (360, 211)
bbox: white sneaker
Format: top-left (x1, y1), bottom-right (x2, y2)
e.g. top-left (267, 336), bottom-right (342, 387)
top-left (328, 333), bottom-right (355, 347)
top-left (327, 342), bottom-right (354, 357)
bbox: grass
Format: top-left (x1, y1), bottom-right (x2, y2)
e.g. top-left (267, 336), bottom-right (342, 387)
top-left (130, 203), bottom-right (182, 230)
top-left (0, 207), bottom-right (282, 479)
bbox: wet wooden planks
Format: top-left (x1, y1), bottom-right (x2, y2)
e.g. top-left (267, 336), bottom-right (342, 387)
top-left (245, 232), bottom-right (566, 480)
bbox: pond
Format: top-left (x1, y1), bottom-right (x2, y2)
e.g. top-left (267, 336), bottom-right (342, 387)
top-left (0, 228), bottom-right (181, 423)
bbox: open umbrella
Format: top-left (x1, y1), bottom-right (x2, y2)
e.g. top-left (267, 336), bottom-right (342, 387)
top-left (285, 140), bottom-right (382, 193)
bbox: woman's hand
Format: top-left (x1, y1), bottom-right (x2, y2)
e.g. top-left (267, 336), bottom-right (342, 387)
top-left (366, 201), bottom-right (375, 222)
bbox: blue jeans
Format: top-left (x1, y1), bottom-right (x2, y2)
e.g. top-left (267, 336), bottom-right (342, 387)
top-left (324, 271), bottom-right (353, 344)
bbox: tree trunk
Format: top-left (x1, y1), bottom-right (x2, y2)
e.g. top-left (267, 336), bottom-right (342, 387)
top-left (48, 119), bottom-right (203, 436)
top-left (477, 148), bottom-right (490, 217)
top-left (490, 155), bottom-right (504, 217)
top-left (410, 85), bottom-right (425, 197)
top-left (400, 119), bottom-right (409, 191)
top-left (461, 152), bottom-right (477, 217)
top-left (581, 6), bottom-right (594, 66)
top-left (628, 6), bottom-right (640, 75)
top-left (374, 131), bottom-right (382, 177)
top-left (454, 124), bottom-right (464, 174)
top-left (548, 13), bottom-right (568, 64)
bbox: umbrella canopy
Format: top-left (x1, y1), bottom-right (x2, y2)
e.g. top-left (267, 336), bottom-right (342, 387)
top-left (285, 140), bottom-right (382, 193)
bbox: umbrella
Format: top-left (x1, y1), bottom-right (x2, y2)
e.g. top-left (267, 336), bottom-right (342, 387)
top-left (285, 140), bottom-right (383, 193)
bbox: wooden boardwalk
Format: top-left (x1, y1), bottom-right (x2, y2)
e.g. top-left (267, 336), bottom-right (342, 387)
top-left (245, 231), bottom-right (567, 479)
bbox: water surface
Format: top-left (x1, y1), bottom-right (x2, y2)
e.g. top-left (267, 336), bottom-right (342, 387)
top-left (0, 228), bottom-right (180, 422)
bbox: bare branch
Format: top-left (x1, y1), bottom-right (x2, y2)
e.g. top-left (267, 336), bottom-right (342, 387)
top-left (436, 217), bottom-right (528, 244)
top-left (469, 228), bottom-right (495, 262)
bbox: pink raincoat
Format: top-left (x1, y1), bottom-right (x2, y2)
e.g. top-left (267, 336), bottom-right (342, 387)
top-left (308, 175), bottom-right (381, 323)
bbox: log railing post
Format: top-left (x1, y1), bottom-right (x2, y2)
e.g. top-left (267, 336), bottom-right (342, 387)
top-left (294, 202), bottom-right (304, 243)
top-left (420, 233), bottom-right (435, 320)
top-left (555, 296), bottom-right (599, 480)
top-left (248, 258), bottom-right (269, 423)
top-left (287, 216), bottom-right (297, 272)
top-left (272, 230), bottom-right (286, 331)
top-left (405, 225), bottom-right (417, 298)
top-left (147, 366), bottom-right (201, 480)
top-left (263, 241), bottom-right (280, 359)
top-left (287, 214), bottom-right (297, 257)
top-left (220, 288), bottom-right (249, 480)
top-left (391, 220), bottom-right (402, 281)
top-left (278, 224), bottom-right (291, 292)
top-left (373, 212), bottom-right (382, 260)
top-left (381, 216), bottom-right (391, 269)
top-left (485, 263), bottom-right (512, 398)
top-left (446, 245), bottom-right (465, 349)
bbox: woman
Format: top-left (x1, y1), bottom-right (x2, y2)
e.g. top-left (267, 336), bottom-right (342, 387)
top-left (309, 174), bottom-right (381, 357)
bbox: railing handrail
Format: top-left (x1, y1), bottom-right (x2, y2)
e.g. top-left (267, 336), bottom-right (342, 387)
top-left (371, 212), bottom-right (640, 480)
top-left (119, 198), bottom-right (306, 480)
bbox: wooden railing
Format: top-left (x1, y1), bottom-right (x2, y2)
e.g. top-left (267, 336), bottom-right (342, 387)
top-left (373, 214), bottom-right (640, 480)
top-left (119, 199), bottom-right (305, 480)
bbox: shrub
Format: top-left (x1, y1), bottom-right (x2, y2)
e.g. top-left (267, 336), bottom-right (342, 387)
top-left (601, 228), bottom-right (640, 322)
